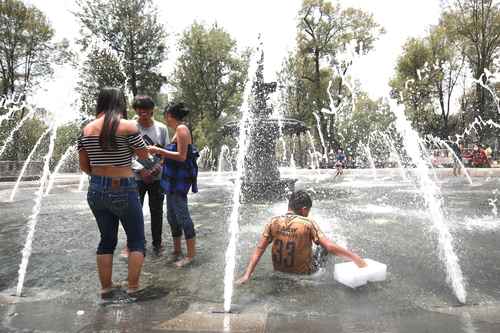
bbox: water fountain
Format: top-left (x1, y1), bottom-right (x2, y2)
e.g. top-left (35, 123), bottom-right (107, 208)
top-left (222, 51), bottom-right (308, 202)
top-left (1, 29), bottom-right (500, 333)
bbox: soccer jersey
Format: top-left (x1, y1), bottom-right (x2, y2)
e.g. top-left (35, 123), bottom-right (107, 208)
top-left (262, 214), bottom-right (325, 274)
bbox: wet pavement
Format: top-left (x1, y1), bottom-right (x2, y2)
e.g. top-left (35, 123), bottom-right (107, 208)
top-left (0, 169), bottom-right (499, 332)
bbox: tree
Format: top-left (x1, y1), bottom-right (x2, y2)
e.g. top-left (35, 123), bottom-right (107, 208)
top-left (75, 0), bottom-right (167, 97)
top-left (335, 93), bottom-right (394, 162)
top-left (294, 0), bottom-right (383, 153)
top-left (443, 0), bottom-right (500, 136)
top-left (76, 48), bottom-right (126, 115)
top-left (172, 22), bottom-right (249, 148)
top-left (0, 0), bottom-right (54, 96)
top-left (390, 24), bottom-right (466, 138)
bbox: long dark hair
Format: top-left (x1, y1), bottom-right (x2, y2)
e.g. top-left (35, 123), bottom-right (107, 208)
top-left (164, 102), bottom-right (190, 120)
top-left (96, 87), bottom-right (127, 150)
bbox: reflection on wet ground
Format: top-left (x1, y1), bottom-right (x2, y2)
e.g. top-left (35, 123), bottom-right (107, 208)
top-left (0, 170), bottom-right (499, 332)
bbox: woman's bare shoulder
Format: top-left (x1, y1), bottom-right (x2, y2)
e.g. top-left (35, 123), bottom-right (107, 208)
top-left (82, 119), bottom-right (99, 136)
top-left (177, 124), bottom-right (191, 135)
top-left (117, 119), bottom-right (139, 135)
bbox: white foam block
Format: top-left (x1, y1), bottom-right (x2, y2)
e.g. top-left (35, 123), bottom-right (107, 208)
top-left (334, 258), bottom-right (387, 288)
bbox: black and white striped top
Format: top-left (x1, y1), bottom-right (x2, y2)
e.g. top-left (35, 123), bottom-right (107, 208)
top-left (77, 133), bottom-right (146, 167)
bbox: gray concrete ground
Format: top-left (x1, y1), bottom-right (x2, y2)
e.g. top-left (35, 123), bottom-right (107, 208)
top-left (0, 170), bottom-right (499, 332)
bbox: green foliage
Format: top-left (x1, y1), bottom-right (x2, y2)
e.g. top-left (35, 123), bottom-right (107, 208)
top-left (76, 48), bottom-right (126, 115)
top-left (51, 122), bottom-right (81, 170)
top-left (442, 0), bottom-right (500, 140)
top-left (278, 0), bottom-right (383, 153)
top-left (0, 0), bottom-right (55, 95)
top-left (172, 22), bottom-right (249, 149)
top-left (336, 94), bottom-right (395, 158)
top-left (0, 115), bottom-right (47, 160)
top-left (75, 0), bottom-right (167, 97)
top-left (390, 22), bottom-right (466, 138)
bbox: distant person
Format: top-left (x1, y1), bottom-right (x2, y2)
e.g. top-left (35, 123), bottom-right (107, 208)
top-left (236, 190), bottom-right (366, 285)
top-left (472, 144), bottom-right (488, 167)
top-left (485, 144), bottom-right (493, 164)
top-left (335, 148), bottom-right (346, 176)
top-left (451, 142), bottom-right (464, 176)
top-left (148, 102), bottom-right (199, 268)
top-left (129, 95), bottom-right (169, 256)
top-left (78, 87), bottom-right (153, 300)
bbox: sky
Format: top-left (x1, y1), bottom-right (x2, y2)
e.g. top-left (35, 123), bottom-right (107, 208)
top-left (28, 0), bottom-right (443, 100)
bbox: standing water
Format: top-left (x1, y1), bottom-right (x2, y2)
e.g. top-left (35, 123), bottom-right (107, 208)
top-left (391, 100), bottom-right (467, 303)
top-left (16, 124), bottom-right (58, 296)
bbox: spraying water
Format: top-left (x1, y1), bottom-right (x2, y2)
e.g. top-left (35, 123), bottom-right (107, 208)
top-left (9, 127), bottom-right (52, 201)
top-left (473, 72), bottom-right (500, 114)
top-left (217, 145), bottom-right (232, 173)
top-left (45, 145), bottom-right (77, 195)
top-left (363, 143), bottom-right (377, 179)
top-left (16, 125), bottom-right (58, 296)
top-left (488, 198), bottom-right (498, 217)
top-left (488, 190), bottom-right (498, 217)
top-left (379, 132), bottom-right (407, 181)
top-left (222, 51), bottom-right (257, 313)
top-left (306, 130), bottom-right (321, 170)
top-left (0, 108), bottom-right (36, 158)
top-left (0, 95), bottom-right (25, 126)
top-left (272, 97), bottom-right (288, 163)
top-left (430, 136), bottom-right (473, 185)
top-left (77, 173), bottom-right (87, 191)
top-left (312, 112), bottom-right (327, 163)
top-left (391, 100), bottom-right (467, 303)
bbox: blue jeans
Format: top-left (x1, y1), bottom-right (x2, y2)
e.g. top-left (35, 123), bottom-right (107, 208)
top-left (166, 192), bottom-right (195, 240)
top-left (87, 175), bottom-right (145, 255)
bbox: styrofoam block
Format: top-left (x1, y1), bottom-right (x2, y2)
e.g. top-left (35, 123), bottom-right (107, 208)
top-left (334, 258), bottom-right (387, 288)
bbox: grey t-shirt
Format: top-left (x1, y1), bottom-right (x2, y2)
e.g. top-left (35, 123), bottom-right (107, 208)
top-left (132, 120), bottom-right (169, 180)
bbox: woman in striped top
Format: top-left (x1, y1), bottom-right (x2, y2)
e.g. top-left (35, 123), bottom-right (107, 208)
top-left (78, 87), bottom-right (151, 301)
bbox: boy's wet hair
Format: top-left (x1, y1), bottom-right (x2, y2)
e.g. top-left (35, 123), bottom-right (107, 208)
top-left (132, 95), bottom-right (155, 110)
top-left (288, 190), bottom-right (312, 212)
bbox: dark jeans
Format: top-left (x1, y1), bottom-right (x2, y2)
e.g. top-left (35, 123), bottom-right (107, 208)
top-left (137, 180), bottom-right (164, 248)
top-left (166, 192), bottom-right (196, 240)
top-left (87, 176), bottom-right (145, 255)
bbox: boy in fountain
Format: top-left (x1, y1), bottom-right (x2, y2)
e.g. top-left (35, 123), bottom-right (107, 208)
top-left (237, 190), bottom-right (366, 284)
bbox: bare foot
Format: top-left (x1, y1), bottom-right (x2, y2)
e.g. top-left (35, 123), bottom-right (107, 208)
top-left (175, 257), bottom-right (193, 268)
top-left (166, 252), bottom-right (182, 263)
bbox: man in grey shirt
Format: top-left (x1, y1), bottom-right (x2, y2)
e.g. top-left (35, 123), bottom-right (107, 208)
top-left (131, 96), bottom-right (169, 256)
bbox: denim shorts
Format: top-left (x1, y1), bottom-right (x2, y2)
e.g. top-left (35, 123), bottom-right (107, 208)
top-left (87, 175), bottom-right (145, 255)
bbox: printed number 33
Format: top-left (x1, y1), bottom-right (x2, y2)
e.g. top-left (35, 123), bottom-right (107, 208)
top-left (273, 239), bottom-right (296, 267)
